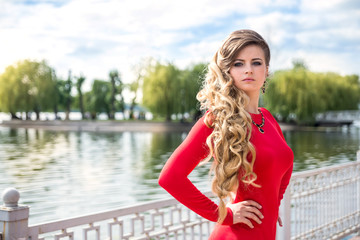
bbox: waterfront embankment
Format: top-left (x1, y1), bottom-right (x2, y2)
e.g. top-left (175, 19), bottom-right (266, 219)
top-left (0, 120), bottom-right (344, 132)
top-left (0, 120), bottom-right (195, 132)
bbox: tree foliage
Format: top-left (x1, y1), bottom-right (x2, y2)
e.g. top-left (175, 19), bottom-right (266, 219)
top-left (128, 60), bottom-right (149, 120)
top-left (142, 60), bottom-right (181, 121)
top-left (264, 63), bottom-right (360, 124)
top-left (0, 59), bottom-right (57, 119)
top-left (109, 70), bottom-right (124, 119)
top-left (142, 60), bottom-right (206, 121)
top-left (1, 58), bottom-right (358, 124)
top-left (86, 79), bottom-right (112, 119)
top-left (179, 63), bottom-right (207, 117)
top-left (75, 74), bottom-right (86, 119)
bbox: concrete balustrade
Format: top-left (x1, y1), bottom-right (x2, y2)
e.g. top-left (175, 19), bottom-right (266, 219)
top-left (0, 188), bottom-right (29, 240)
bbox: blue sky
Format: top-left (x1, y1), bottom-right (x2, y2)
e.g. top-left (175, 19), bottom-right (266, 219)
top-left (0, 0), bottom-right (359, 92)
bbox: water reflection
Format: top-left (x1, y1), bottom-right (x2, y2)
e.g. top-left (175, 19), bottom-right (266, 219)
top-left (0, 126), bottom-right (359, 225)
top-left (140, 132), bottom-right (184, 179)
top-left (284, 129), bottom-right (360, 171)
top-left (0, 128), bottom-right (63, 179)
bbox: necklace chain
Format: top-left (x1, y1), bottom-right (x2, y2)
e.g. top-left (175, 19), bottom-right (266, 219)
top-left (252, 109), bottom-right (265, 134)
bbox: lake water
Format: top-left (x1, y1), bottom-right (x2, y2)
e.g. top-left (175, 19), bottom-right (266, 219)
top-left (0, 125), bottom-right (359, 225)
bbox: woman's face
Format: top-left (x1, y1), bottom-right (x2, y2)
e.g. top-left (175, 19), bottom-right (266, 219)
top-left (229, 44), bottom-right (268, 96)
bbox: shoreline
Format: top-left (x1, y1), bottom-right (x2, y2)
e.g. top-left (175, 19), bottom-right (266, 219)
top-left (0, 120), bottom-right (194, 132)
top-left (0, 120), bottom-right (351, 133)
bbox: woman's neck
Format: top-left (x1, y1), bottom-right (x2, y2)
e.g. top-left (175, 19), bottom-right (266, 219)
top-left (245, 92), bottom-right (260, 114)
top-left (246, 105), bottom-right (259, 114)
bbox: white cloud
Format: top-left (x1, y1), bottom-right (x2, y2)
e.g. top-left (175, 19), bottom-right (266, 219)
top-left (243, 12), bottom-right (296, 45)
top-left (300, 0), bottom-right (355, 12)
top-left (0, 0), bottom-right (359, 95)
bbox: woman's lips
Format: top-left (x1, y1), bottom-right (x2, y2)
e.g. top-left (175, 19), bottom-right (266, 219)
top-left (242, 78), bottom-right (255, 81)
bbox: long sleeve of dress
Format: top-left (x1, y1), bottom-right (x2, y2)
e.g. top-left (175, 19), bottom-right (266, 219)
top-left (158, 116), bottom-right (233, 225)
top-left (278, 163), bottom-right (293, 206)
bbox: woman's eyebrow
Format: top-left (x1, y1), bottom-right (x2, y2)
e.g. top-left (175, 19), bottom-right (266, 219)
top-left (234, 58), bottom-right (263, 61)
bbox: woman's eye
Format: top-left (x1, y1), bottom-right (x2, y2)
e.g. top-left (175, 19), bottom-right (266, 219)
top-left (253, 61), bottom-right (262, 66)
top-left (234, 62), bottom-right (243, 67)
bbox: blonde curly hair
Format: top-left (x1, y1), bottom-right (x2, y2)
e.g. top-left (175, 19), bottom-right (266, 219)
top-left (196, 29), bottom-right (270, 224)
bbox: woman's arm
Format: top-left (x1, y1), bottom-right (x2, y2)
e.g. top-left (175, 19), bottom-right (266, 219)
top-left (158, 115), bottom-right (233, 225)
top-left (278, 163), bottom-right (293, 206)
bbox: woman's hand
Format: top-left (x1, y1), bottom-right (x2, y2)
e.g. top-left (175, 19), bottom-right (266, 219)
top-left (277, 217), bottom-right (283, 227)
top-left (226, 200), bottom-right (264, 229)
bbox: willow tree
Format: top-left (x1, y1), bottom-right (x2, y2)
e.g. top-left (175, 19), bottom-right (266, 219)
top-left (128, 63), bottom-right (144, 120)
top-left (109, 70), bottom-right (124, 119)
top-left (86, 79), bottom-right (112, 119)
top-left (142, 61), bottom-right (181, 121)
top-left (264, 63), bottom-right (360, 124)
top-left (75, 74), bottom-right (86, 119)
top-left (0, 64), bottom-right (22, 118)
top-left (180, 63), bottom-right (208, 119)
top-left (0, 60), bottom-right (57, 120)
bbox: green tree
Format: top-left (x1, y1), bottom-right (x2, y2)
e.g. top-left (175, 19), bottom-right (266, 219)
top-left (128, 59), bottom-right (152, 120)
top-left (0, 59), bottom-right (57, 120)
top-left (62, 70), bottom-right (73, 120)
top-left (87, 79), bottom-right (112, 119)
top-left (264, 62), bottom-right (360, 124)
top-left (109, 70), bottom-right (124, 119)
top-left (128, 69), bottom-right (142, 120)
top-left (83, 91), bottom-right (95, 119)
top-left (75, 74), bottom-right (86, 119)
top-left (34, 61), bottom-right (57, 119)
top-left (142, 60), bottom-right (181, 121)
top-left (180, 63), bottom-right (208, 120)
top-left (0, 64), bottom-right (22, 119)
top-left (51, 70), bottom-right (61, 120)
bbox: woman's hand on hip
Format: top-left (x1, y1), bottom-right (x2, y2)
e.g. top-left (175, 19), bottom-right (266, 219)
top-left (226, 200), bottom-right (264, 228)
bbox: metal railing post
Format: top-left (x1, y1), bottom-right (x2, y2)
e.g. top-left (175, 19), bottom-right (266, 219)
top-left (357, 150), bottom-right (360, 236)
top-left (0, 188), bottom-right (29, 240)
top-left (276, 186), bottom-right (291, 240)
top-left (283, 187), bottom-right (292, 240)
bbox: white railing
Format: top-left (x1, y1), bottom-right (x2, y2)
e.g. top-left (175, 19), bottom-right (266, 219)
top-left (27, 194), bottom-right (215, 240)
top-left (1, 151), bottom-right (359, 240)
top-left (277, 153), bottom-right (360, 240)
top-left (0, 190), bottom-right (215, 240)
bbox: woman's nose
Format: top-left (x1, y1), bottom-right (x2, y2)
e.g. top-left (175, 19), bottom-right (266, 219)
top-left (245, 65), bottom-right (253, 74)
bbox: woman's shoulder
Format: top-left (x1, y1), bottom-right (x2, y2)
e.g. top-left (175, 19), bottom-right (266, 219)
top-left (259, 107), bottom-right (285, 138)
top-left (259, 107), bottom-right (272, 117)
top-left (187, 113), bottom-right (214, 140)
top-left (192, 112), bottom-right (214, 131)
top-left (259, 107), bottom-right (270, 114)
top-left (259, 107), bottom-right (278, 122)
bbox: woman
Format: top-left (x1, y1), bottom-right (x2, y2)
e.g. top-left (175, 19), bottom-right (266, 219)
top-left (158, 29), bottom-right (294, 239)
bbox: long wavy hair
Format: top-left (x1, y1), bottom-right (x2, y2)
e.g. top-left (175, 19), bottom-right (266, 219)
top-left (196, 29), bottom-right (270, 224)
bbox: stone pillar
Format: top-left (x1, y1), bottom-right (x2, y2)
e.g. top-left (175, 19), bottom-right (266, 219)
top-left (0, 188), bottom-right (29, 240)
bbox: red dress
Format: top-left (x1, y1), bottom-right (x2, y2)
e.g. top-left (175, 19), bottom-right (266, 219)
top-left (158, 108), bottom-right (294, 239)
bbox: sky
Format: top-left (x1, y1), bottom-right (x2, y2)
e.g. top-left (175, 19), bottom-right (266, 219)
top-left (0, 0), bottom-right (359, 92)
